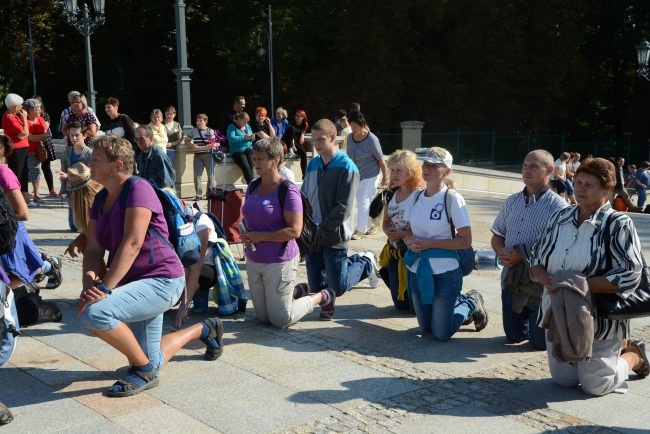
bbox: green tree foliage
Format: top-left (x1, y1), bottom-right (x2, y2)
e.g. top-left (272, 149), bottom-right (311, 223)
top-left (0, 0), bottom-right (648, 145)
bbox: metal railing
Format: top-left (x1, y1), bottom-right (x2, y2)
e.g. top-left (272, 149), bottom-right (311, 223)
top-left (374, 130), bottom-right (650, 165)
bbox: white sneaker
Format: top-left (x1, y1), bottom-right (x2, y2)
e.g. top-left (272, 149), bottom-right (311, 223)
top-left (360, 251), bottom-right (381, 288)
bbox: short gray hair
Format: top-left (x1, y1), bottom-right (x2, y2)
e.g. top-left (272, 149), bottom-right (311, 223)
top-left (23, 98), bottom-right (42, 111)
top-left (252, 138), bottom-right (284, 164)
top-left (136, 124), bottom-right (153, 137)
top-left (4, 93), bottom-right (24, 109)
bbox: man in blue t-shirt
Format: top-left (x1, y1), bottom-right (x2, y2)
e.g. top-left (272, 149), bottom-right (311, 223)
top-left (634, 161), bottom-right (650, 209)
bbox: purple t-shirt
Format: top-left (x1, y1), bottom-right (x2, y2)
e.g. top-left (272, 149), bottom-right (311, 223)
top-left (0, 164), bottom-right (21, 192)
top-left (242, 179), bottom-right (302, 263)
top-left (0, 165), bottom-right (20, 285)
top-left (90, 179), bottom-right (184, 286)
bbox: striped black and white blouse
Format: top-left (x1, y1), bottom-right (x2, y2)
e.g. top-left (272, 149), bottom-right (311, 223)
top-left (531, 202), bottom-right (643, 340)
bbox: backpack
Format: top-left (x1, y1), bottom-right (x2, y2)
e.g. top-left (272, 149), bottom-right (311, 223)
top-left (96, 177), bottom-right (202, 267)
top-left (414, 188), bottom-right (475, 276)
top-left (249, 178), bottom-right (317, 259)
top-left (0, 188), bottom-right (18, 255)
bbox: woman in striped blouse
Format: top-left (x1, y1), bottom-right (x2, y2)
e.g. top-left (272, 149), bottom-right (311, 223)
top-left (531, 157), bottom-right (648, 395)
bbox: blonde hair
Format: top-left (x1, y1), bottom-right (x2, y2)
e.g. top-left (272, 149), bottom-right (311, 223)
top-left (386, 150), bottom-right (424, 192)
top-left (71, 180), bottom-right (103, 233)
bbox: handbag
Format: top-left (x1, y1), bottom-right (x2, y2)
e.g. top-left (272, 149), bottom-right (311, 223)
top-left (594, 213), bottom-right (650, 320)
top-left (369, 188), bottom-right (390, 218)
top-left (36, 142), bottom-right (48, 162)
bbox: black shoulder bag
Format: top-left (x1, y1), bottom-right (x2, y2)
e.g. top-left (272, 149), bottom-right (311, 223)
top-left (594, 213), bottom-right (650, 320)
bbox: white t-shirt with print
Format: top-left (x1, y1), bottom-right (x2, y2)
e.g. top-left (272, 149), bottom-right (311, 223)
top-left (403, 186), bottom-right (470, 274)
top-left (386, 189), bottom-right (420, 250)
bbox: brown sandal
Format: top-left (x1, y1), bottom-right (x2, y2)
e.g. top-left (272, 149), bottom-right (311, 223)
top-left (627, 340), bottom-right (650, 378)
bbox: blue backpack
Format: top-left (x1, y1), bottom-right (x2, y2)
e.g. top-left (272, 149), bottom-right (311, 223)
top-left (96, 177), bottom-right (202, 267)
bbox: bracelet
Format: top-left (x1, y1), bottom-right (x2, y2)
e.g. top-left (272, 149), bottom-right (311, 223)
top-left (179, 303), bottom-right (190, 310)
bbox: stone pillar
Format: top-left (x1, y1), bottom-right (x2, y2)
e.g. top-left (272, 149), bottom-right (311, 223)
top-left (400, 121), bottom-right (425, 152)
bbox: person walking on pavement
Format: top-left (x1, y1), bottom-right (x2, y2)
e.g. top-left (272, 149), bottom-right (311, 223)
top-left (301, 119), bottom-right (381, 320)
top-left (491, 150), bottom-right (567, 350)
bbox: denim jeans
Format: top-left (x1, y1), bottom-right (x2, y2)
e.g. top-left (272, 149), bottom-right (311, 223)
top-left (565, 179), bottom-right (574, 195)
top-left (408, 267), bottom-right (474, 341)
top-left (80, 276), bottom-right (185, 373)
top-left (388, 255), bottom-right (413, 311)
top-left (636, 187), bottom-right (647, 208)
top-left (305, 245), bottom-right (372, 296)
top-left (166, 149), bottom-right (175, 164)
top-left (501, 289), bottom-right (546, 350)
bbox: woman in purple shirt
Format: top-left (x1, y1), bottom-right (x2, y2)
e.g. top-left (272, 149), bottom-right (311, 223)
top-left (241, 138), bottom-right (334, 327)
top-left (78, 136), bottom-right (224, 398)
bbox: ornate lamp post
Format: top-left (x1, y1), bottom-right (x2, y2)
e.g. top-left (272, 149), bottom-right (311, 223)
top-left (637, 39), bottom-right (650, 82)
top-left (256, 5), bottom-right (274, 114)
top-left (173, 0), bottom-right (194, 134)
top-left (63, 0), bottom-right (105, 112)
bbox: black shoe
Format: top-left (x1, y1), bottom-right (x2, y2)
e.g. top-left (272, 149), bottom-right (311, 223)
top-left (38, 300), bottom-right (62, 322)
top-left (0, 402), bottom-right (13, 425)
top-left (466, 290), bottom-right (488, 331)
top-left (237, 299), bottom-right (247, 313)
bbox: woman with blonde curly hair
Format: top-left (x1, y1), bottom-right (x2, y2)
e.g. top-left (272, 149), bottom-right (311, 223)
top-left (381, 150), bottom-right (424, 311)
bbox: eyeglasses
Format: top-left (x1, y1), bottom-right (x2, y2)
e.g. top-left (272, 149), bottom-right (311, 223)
top-left (135, 137), bottom-right (147, 142)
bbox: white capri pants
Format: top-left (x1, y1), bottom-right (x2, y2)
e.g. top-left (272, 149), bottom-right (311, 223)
top-left (355, 174), bottom-right (379, 233)
top-left (547, 337), bottom-right (629, 396)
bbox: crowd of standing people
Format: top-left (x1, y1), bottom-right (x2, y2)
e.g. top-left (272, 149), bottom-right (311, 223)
top-left (2, 90), bottom-right (650, 426)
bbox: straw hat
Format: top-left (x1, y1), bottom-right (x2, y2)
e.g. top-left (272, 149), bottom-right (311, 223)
top-left (67, 162), bottom-right (92, 191)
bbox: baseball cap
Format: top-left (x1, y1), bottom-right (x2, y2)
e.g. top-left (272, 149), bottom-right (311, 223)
top-left (417, 147), bottom-right (453, 168)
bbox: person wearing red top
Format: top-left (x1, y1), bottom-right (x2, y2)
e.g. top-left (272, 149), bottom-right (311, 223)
top-left (1, 94), bottom-right (30, 203)
top-left (24, 99), bottom-right (51, 205)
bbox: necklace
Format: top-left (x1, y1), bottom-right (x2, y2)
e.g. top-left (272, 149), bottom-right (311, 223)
top-left (255, 179), bottom-right (280, 197)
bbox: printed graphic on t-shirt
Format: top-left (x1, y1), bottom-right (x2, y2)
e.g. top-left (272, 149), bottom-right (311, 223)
top-left (429, 203), bottom-right (444, 220)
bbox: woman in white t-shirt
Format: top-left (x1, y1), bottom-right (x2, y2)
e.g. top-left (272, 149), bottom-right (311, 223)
top-left (381, 150), bottom-right (423, 311)
top-left (403, 147), bottom-right (488, 341)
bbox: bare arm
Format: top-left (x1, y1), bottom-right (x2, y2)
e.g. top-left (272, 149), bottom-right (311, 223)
top-left (378, 158), bottom-right (389, 186)
top-left (6, 188), bottom-right (28, 221)
top-left (175, 228), bottom-right (211, 328)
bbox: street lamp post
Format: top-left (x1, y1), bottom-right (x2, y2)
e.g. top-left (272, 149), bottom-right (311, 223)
top-left (256, 5), bottom-right (274, 114)
top-left (63, 0), bottom-right (105, 112)
top-left (27, 16), bottom-right (37, 96)
top-left (637, 39), bottom-right (650, 82)
top-left (173, 0), bottom-right (194, 134)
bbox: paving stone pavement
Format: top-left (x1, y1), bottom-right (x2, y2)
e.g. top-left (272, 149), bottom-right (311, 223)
top-left (3, 160), bottom-right (650, 433)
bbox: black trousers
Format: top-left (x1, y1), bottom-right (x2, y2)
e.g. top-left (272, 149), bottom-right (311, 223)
top-left (231, 148), bottom-right (254, 184)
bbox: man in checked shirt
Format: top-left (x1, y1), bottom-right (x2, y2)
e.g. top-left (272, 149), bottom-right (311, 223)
top-left (491, 150), bottom-right (567, 350)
